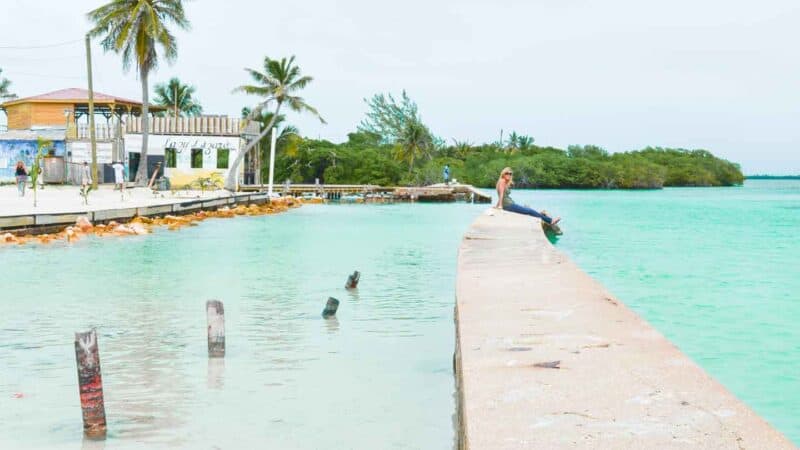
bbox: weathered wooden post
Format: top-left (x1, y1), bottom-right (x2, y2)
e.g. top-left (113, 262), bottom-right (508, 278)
top-left (345, 270), bottom-right (361, 289)
top-left (206, 300), bottom-right (225, 357)
top-left (322, 297), bottom-right (340, 319)
top-left (74, 329), bottom-right (107, 439)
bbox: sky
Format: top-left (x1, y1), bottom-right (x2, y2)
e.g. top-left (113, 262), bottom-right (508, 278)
top-left (1, 0), bottom-right (798, 174)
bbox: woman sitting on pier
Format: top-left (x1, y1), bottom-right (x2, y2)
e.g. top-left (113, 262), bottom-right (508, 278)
top-left (496, 167), bottom-right (561, 225)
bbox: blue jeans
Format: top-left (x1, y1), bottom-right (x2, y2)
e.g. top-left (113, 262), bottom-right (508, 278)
top-left (503, 203), bottom-right (552, 224)
top-left (16, 176), bottom-right (27, 196)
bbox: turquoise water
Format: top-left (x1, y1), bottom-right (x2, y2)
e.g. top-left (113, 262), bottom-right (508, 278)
top-left (509, 179), bottom-right (800, 444)
top-left (1, 180), bottom-right (798, 447)
top-left (0, 204), bottom-right (483, 449)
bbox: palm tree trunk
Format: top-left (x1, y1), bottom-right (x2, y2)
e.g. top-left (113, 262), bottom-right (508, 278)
top-left (224, 102), bottom-right (282, 191)
top-left (135, 68), bottom-right (150, 186)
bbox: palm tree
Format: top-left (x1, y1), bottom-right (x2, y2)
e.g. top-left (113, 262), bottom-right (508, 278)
top-left (241, 108), bottom-right (300, 180)
top-left (506, 131), bottom-right (520, 151)
top-left (87, 0), bottom-right (190, 186)
top-left (394, 119), bottom-right (433, 174)
top-left (0, 68), bottom-right (15, 100)
top-left (517, 135), bottom-right (535, 150)
top-left (228, 55), bottom-right (325, 191)
top-left (154, 77), bottom-right (202, 118)
top-left (451, 139), bottom-right (473, 159)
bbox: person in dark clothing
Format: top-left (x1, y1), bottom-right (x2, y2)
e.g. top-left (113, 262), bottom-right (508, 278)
top-left (15, 161), bottom-right (28, 197)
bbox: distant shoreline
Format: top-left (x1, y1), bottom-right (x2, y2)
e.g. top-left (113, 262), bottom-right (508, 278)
top-left (745, 175), bottom-right (800, 180)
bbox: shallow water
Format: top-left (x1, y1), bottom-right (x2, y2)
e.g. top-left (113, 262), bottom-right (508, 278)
top-left (0, 203), bottom-right (482, 449)
top-left (1, 180), bottom-right (798, 447)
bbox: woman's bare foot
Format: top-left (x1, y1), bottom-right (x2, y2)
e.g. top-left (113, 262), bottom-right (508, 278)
top-left (551, 217), bottom-right (561, 225)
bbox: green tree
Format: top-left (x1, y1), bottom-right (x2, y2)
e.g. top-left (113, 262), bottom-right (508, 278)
top-left (394, 119), bottom-right (434, 174)
top-left (154, 77), bottom-right (202, 118)
top-left (242, 108), bottom-right (301, 181)
top-left (88, 0), bottom-right (190, 186)
top-left (31, 137), bottom-right (51, 207)
top-left (228, 55), bottom-right (325, 191)
top-left (517, 135), bottom-right (535, 150)
top-left (0, 68), bottom-right (15, 100)
top-left (358, 90), bottom-right (420, 144)
top-left (504, 131), bottom-right (535, 153)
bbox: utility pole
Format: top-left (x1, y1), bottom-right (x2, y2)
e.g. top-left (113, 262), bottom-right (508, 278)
top-left (174, 84), bottom-right (178, 121)
top-left (85, 35), bottom-right (98, 189)
top-left (267, 128), bottom-right (276, 196)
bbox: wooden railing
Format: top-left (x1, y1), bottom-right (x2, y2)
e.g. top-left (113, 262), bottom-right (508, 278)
top-left (125, 116), bottom-right (254, 136)
top-left (75, 124), bottom-right (118, 140)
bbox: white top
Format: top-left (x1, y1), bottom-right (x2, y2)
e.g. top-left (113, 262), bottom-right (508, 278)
top-left (112, 163), bottom-right (124, 183)
top-left (81, 165), bottom-right (92, 185)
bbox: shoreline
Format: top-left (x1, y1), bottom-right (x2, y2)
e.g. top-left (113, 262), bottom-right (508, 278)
top-left (454, 209), bottom-right (794, 449)
top-left (0, 185), bottom-right (310, 241)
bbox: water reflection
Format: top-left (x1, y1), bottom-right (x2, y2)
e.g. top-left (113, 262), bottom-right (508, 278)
top-left (81, 435), bottom-right (107, 450)
top-left (207, 358), bottom-right (225, 390)
top-left (323, 317), bottom-right (340, 334)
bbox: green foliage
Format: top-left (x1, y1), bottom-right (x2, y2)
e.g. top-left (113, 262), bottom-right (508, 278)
top-left (506, 131), bottom-right (535, 152)
top-left (228, 55), bottom-right (324, 190)
top-left (190, 173), bottom-right (224, 193)
top-left (358, 90), bottom-right (420, 144)
top-left (88, 0), bottom-right (191, 185)
top-left (394, 119), bottom-right (434, 173)
top-left (263, 133), bottom-right (744, 189)
top-left (0, 68), bottom-right (15, 100)
top-left (154, 77), bottom-right (202, 116)
top-left (87, 0), bottom-right (190, 75)
top-left (30, 137), bottom-right (52, 207)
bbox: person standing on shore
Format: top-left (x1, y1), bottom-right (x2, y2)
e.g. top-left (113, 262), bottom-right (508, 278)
top-left (495, 167), bottom-right (561, 225)
top-left (14, 161), bottom-right (28, 197)
top-left (443, 164), bottom-right (451, 185)
top-left (112, 160), bottom-right (125, 194)
top-left (80, 161), bottom-right (92, 189)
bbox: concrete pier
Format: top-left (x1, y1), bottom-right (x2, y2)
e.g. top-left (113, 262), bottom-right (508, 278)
top-left (454, 210), bottom-right (794, 449)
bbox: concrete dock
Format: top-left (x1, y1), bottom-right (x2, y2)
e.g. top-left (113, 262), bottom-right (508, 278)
top-left (240, 182), bottom-right (492, 203)
top-left (454, 210), bottom-right (795, 449)
top-left (0, 185), bottom-right (271, 234)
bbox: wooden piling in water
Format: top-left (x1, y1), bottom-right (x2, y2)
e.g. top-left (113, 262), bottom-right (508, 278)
top-left (345, 270), bottom-right (361, 289)
top-left (74, 329), bottom-right (107, 439)
top-left (206, 300), bottom-right (225, 357)
top-left (322, 297), bottom-right (340, 318)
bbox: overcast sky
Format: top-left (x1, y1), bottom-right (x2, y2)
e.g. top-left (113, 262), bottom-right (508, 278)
top-left (1, 0), bottom-right (798, 174)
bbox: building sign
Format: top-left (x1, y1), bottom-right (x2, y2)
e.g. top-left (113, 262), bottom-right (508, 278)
top-left (123, 133), bottom-right (243, 188)
top-left (163, 138), bottom-right (231, 152)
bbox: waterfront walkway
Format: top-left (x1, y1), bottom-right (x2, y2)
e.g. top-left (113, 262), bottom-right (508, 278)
top-left (0, 184), bottom-right (234, 216)
top-left (0, 185), bottom-right (266, 233)
top-left (454, 210), bottom-right (794, 449)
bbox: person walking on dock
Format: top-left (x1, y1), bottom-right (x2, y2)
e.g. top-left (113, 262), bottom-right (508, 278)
top-left (15, 161), bottom-right (28, 197)
top-left (496, 167), bottom-right (561, 225)
top-left (443, 164), bottom-right (451, 185)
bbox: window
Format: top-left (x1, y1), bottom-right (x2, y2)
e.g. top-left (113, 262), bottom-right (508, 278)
top-left (191, 148), bottom-right (203, 168)
top-left (165, 148), bottom-right (177, 168)
top-left (217, 148), bottom-right (230, 169)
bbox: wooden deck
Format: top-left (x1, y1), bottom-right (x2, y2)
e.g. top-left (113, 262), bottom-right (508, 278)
top-left (239, 183), bottom-right (492, 203)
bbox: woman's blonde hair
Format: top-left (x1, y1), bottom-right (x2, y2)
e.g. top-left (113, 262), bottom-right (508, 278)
top-left (497, 167), bottom-right (513, 186)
